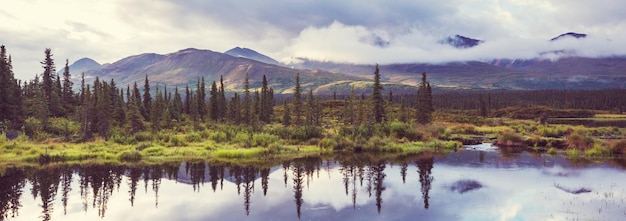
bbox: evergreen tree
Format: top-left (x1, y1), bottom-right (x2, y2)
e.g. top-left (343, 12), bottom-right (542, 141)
top-left (61, 59), bottom-right (74, 114)
top-left (218, 75), bottom-right (227, 121)
top-left (306, 89), bottom-right (315, 126)
top-left (114, 88), bottom-right (126, 125)
top-left (416, 73), bottom-right (434, 124)
top-left (293, 73), bottom-right (303, 126)
top-left (184, 85), bottom-right (191, 115)
top-left (41, 49), bottom-right (55, 108)
top-left (242, 73), bottom-right (251, 125)
top-left (0, 45), bottom-right (23, 129)
top-left (259, 75), bottom-right (272, 123)
top-left (196, 77), bottom-right (207, 121)
top-left (478, 93), bottom-right (488, 117)
top-left (282, 100), bottom-right (290, 127)
top-left (133, 82), bottom-right (144, 119)
top-left (50, 75), bottom-right (64, 117)
top-left (253, 89), bottom-right (260, 122)
top-left (372, 64), bottom-right (385, 123)
top-left (171, 86), bottom-right (183, 122)
top-left (209, 81), bottom-right (219, 121)
top-left (126, 87), bottom-right (144, 133)
top-left (142, 74), bottom-right (152, 121)
top-left (228, 93), bottom-right (241, 123)
top-left (95, 79), bottom-right (111, 139)
top-left (151, 85), bottom-right (164, 131)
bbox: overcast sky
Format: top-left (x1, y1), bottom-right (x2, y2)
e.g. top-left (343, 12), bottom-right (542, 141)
top-left (2, 0), bottom-right (626, 80)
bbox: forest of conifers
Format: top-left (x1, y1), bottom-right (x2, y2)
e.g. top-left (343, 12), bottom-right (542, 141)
top-left (1, 46), bottom-right (624, 143)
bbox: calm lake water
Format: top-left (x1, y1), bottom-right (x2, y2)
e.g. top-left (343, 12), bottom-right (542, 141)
top-left (2, 144), bottom-right (626, 221)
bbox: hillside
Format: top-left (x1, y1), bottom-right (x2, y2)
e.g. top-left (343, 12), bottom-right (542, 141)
top-left (80, 48), bottom-right (370, 94)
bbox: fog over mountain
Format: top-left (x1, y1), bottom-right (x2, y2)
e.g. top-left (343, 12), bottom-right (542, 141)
top-left (3, 1), bottom-right (626, 80)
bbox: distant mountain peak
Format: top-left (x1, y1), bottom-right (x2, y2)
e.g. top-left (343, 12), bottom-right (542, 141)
top-left (550, 32), bottom-right (587, 41)
top-left (442, 35), bottom-right (483, 49)
top-left (224, 47), bottom-right (279, 65)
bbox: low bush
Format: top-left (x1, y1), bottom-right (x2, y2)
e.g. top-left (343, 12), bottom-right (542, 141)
top-left (566, 131), bottom-right (594, 150)
top-left (318, 138), bottom-right (337, 150)
top-left (252, 133), bottom-right (279, 147)
top-left (141, 146), bottom-right (164, 156)
top-left (608, 139), bottom-right (626, 154)
top-left (185, 132), bottom-right (203, 143)
top-left (291, 126), bottom-right (323, 142)
top-left (209, 131), bottom-right (228, 143)
top-left (495, 131), bottom-right (525, 147)
top-left (169, 135), bottom-right (187, 147)
top-left (214, 147), bottom-right (268, 158)
top-left (117, 150), bottom-right (142, 162)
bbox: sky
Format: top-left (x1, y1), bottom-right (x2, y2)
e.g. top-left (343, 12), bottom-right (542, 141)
top-left (2, 0), bottom-right (626, 80)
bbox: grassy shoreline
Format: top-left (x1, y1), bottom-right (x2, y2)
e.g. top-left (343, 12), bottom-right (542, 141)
top-left (1, 115), bottom-right (625, 166)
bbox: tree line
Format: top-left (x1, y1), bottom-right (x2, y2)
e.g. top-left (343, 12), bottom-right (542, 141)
top-left (0, 46), bottom-right (435, 141)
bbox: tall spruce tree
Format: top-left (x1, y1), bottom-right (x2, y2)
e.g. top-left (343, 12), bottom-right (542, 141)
top-left (282, 100), bottom-right (290, 126)
top-left (242, 73), bottom-right (251, 125)
top-left (416, 73), bottom-right (434, 124)
top-left (209, 81), bottom-right (219, 121)
top-left (293, 73), bottom-right (303, 126)
top-left (142, 75), bottom-right (152, 121)
top-left (259, 75), bottom-right (272, 123)
top-left (127, 86), bottom-right (144, 133)
top-left (61, 59), bottom-right (74, 114)
top-left (197, 77), bottom-right (207, 121)
top-left (372, 64), bottom-right (385, 123)
top-left (218, 75), bottom-right (227, 121)
top-left (0, 45), bottom-right (23, 129)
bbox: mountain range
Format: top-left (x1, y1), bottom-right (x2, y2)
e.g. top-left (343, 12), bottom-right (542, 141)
top-left (68, 32), bottom-right (625, 94)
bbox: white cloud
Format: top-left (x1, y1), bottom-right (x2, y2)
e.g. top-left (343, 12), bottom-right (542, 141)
top-left (2, 0), bottom-right (626, 81)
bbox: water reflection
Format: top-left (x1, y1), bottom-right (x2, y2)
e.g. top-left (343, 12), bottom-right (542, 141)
top-left (0, 150), bottom-right (625, 220)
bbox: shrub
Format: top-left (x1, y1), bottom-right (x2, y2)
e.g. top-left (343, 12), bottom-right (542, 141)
top-left (291, 126), bottom-right (323, 142)
top-left (386, 121), bottom-right (422, 141)
top-left (233, 131), bottom-right (251, 145)
top-left (134, 132), bottom-right (153, 142)
top-left (209, 131), bottom-right (228, 143)
top-left (24, 117), bottom-right (43, 139)
top-left (566, 131), bottom-right (594, 150)
top-left (495, 131), bottom-right (525, 147)
top-left (252, 133), bottom-right (279, 147)
top-left (170, 135), bottom-right (187, 147)
top-left (608, 139), bottom-right (626, 154)
top-left (214, 148), bottom-right (268, 158)
top-left (118, 150), bottom-right (142, 162)
top-left (46, 117), bottom-right (80, 140)
top-left (141, 146), bottom-right (164, 156)
top-left (186, 132), bottom-right (203, 143)
top-left (318, 138), bottom-right (337, 150)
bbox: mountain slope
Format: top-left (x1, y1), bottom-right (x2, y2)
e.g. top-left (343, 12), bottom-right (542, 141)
top-left (83, 48), bottom-right (367, 94)
top-left (224, 47), bottom-right (280, 65)
top-left (441, 35), bottom-right (483, 49)
top-left (59, 57), bottom-right (102, 77)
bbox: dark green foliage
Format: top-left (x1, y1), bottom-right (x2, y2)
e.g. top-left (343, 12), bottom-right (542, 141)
top-left (0, 45), bottom-right (23, 129)
top-left (291, 126), bottom-right (323, 142)
top-left (282, 100), bottom-right (291, 126)
top-left (259, 75), bottom-right (273, 123)
top-left (209, 81), bottom-right (219, 121)
top-left (293, 73), bottom-right (303, 126)
top-left (416, 73), bottom-right (434, 124)
top-left (242, 73), bottom-right (252, 125)
top-left (61, 59), bottom-right (74, 115)
top-left (372, 64), bottom-right (385, 123)
top-left (197, 77), bottom-right (207, 121)
top-left (478, 93), bottom-right (488, 117)
top-left (142, 75), bottom-right (151, 121)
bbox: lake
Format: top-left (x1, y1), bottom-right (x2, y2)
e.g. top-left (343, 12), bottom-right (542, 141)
top-left (2, 143), bottom-right (626, 221)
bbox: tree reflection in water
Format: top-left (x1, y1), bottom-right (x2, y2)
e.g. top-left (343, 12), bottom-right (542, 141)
top-left (0, 167), bottom-right (26, 220)
top-left (416, 156), bottom-right (434, 209)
